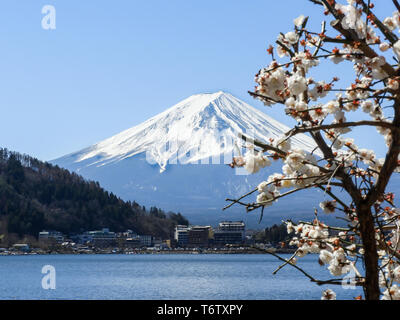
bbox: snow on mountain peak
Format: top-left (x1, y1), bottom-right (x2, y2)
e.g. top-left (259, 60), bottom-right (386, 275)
top-left (62, 91), bottom-right (319, 171)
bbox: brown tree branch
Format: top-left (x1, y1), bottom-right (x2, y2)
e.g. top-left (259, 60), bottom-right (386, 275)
top-left (359, 0), bottom-right (399, 45)
top-left (310, 131), bottom-right (362, 203)
top-left (393, 0), bottom-right (400, 13)
top-left (366, 99), bottom-right (400, 206)
top-left (329, 19), bottom-right (396, 77)
top-left (254, 246), bottom-right (363, 286)
top-left (248, 91), bottom-right (284, 105)
top-left (238, 132), bottom-right (287, 156)
top-left (287, 121), bottom-right (400, 138)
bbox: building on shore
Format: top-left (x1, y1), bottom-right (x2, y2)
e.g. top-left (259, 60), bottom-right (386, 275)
top-left (86, 228), bottom-right (117, 247)
top-left (174, 222), bottom-right (245, 248)
top-left (38, 230), bottom-right (65, 243)
top-left (213, 221), bottom-right (245, 246)
top-left (139, 235), bottom-right (153, 247)
top-left (188, 226), bottom-right (211, 247)
top-left (124, 237), bottom-right (142, 248)
top-left (115, 230), bottom-right (141, 248)
top-left (12, 244), bottom-right (30, 252)
top-left (174, 225), bottom-right (211, 248)
top-left (38, 228), bottom-right (159, 249)
top-left (174, 225), bottom-right (190, 246)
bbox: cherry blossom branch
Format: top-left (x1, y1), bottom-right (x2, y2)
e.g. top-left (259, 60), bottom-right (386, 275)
top-left (288, 121), bottom-right (400, 136)
top-left (238, 132), bottom-right (287, 156)
top-left (312, 21), bottom-right (326, 57)
top-left (255, 52), bottom-right (364, 75)
top-left (224, 176), bottom-right (341, 211)
top-left (248, 91), bottom-right (285, 105)
top-left (310, 131), bottom-right (362, 203)
top-left (255, 246), bottom-right (362, 286)
top-left (240, 0), bottom-right (400, 299)
top-left (358, 0), bottom-right (399, 45)
top-left (317, 185), bottom-right (350, 211)
top-left (366, 99), bottom-right (400, 205)
top-left (247, 181), bottom-right (340, 212)
top-left (292, 220), bottom-right (352, 232)
top-left (276, 39), bottom-right (295, 58)
top-left (331, 19), bottom-right (396, 77)
top-left (239, 131), bottom-right (337, 176)
top-left (313, 0), bottom-right (396, 76)
top-left (223, 187), bottom-right (257, 210)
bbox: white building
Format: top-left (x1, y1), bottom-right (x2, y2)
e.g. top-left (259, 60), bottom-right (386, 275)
top-left (174, 225), bottom-right (190, 246)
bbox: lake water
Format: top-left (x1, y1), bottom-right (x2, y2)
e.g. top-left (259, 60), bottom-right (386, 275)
top-left (0, 254), bottom-right (363, 300)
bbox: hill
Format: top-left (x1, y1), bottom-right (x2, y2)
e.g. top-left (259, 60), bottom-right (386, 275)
top-left (0, 148), bottom-right (188, 244)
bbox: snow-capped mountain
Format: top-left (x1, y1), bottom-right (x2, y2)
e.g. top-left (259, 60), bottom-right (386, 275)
top-left (53, 91), bottom-right (327, 227)
top-left (62, 91), bottom-right (317, 171)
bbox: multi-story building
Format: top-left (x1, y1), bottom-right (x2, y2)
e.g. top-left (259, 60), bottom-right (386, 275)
top-left (124, 237), bottom-right (142, 248)
top-left (174, 225), bottom-right (190, 246)
top-left (38, 230), bottom-right (64, 243)
top-left (213, 221), bottom-right (245, 246)
top-left (139, 235), bottom-right (153, 247)
top-left (119, 230), bottom-right (138, 239)
top-left (188, 226), bottom-right (211, 247)
top-left (74, 233), bottom-right (93, 244)
top-left (86, 228), bottom-right (117, 247)
top-left (116, 230), bottom-right (141, 248)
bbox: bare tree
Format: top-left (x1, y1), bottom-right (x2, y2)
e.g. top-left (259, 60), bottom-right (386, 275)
top-left (226, 0), bottom-right (400, 300)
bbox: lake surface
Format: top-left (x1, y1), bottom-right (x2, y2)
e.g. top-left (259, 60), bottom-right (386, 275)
top-left (0, 254), bottom-right (363, 300)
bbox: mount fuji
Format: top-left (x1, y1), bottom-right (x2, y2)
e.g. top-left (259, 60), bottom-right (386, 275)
top-left (52, 91), bottom-right (329, 227)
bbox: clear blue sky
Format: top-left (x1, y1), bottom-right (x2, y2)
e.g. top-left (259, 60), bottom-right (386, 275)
top-left (0, 0), bottom-right (390, 161)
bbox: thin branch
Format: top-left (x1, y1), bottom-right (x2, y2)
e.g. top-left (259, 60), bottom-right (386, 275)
top-left (286, 121), bottom-right (400, 140)
top-left (248, 91), bottom-right (284, 105)
top-left (317, 185), bottom-right (350, 211)
top-left (272, 249), bottom-right (299, 275)
top-left (359, 0), bottom-right (399, 45)
top-left (223, 187), bottom-right (257, 210)
top-left (276, 39), bottom-right (295, 58)
top-left (239, 132), bottom-right (287, 156)
top-left (313, 20), bottom-right (326, 57)
top-left (254, 246), bottom-right (360, 286)
top-left (330, 19), bottom-right (396, 77)
top-left (248, 183), bottom-right (320, 211)
top-left (310, 131), bottom-right (362, 203)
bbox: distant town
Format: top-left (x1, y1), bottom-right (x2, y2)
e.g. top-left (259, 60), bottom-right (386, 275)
top-left (0, 221), bottom-right (292, 255)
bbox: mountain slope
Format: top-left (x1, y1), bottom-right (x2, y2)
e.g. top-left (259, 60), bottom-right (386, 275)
top-left (53, 91), bottom-right (331, 227)
top-left (0, 149), bottom-right (187, 242)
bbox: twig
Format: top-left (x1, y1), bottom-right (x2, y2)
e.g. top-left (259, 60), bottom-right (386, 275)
top-left (254, 246), bottom-right (355, 286)
top-left (223, 188), bottom-right (257, 210)
top-left (272, 249), bottom-right (299, 275)
top-left (238, 131), bottom-right (287, 156)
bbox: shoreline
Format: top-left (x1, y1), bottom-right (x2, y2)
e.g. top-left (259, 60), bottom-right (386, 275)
top-left (0, 247), bottom-right (296, 256)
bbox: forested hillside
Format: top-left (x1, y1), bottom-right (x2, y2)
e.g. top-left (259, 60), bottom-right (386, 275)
top-left (0, 148), bottom-right (188, 241)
